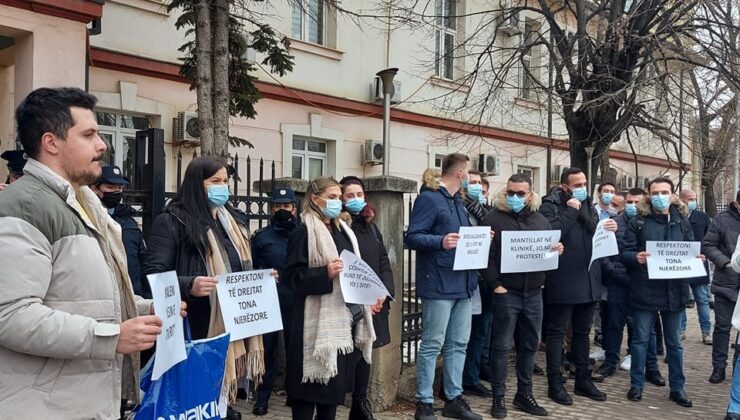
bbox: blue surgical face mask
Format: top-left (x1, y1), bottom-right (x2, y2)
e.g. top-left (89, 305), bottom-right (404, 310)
top-left (207, 184), bottom-right (229, 207)
top-left (625, 203), bottom-right (638, 217)
top-left (507, 195), bottom-right (527, 213)
top-left (345, 197), bottom-right (366, 214)
top-left (687, 201), bottom-right (698, 211)
top-left (321, 198), bottom-right (343, 219)
top-left (601, 192), bottom-right (614, 205)
top-left (467, 184), bottom-right (483, 200)
top-left (651, 194), bottom-right (670, 211)
top-left (571, 187), bottom-right (588, 202)
top-left (461, 177), bottom-right (470, 191)
top-left (478, 194), bottom-right (487, 205)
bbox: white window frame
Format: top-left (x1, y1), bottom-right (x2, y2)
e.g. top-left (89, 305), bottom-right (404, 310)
top-left (281, 113), bottom-right (344, 179)
top-left (291, 136), bottom-right (327, 180)
top-left (292, 0), bottom-right (326, 45)
top-left (517, 165), bottom-right (540, 194)
top-left (96, 111), bottom-right (150, 176)
top-left (520, 21), bottom-right (537, 100)
top-left (435, 0), bottom-right (457, 80)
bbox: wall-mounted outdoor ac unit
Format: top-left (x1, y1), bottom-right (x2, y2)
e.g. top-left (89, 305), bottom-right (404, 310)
top-left (637, 176), bottom-right (648, 188)
top-left (363, 139), bottom-right (384, 165)
top-left (371, 76), bottom-right (402, 104)
top-left (621, 175), bottom-right (635, 189)
top-left (175, 111), bottom-right (200, 143)
top-left (478, 154), bottom-right (500, 175)
top-left (498, 11), bottom-right (521, 36)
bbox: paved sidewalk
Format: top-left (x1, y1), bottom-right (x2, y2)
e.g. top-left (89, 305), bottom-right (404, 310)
top-left (235, 309), bottom-right (732, 419)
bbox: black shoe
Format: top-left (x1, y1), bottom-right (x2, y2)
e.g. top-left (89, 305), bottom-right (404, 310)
top-left (573, 369), bottom-right (607, 401)
top-left (252, 402), bottom-right (268, 416)
top-left (226, 407), bottom-right (242, 420)
top-left (710, 368), bottom-right (726, 384)
top-left (441, 396), bottom-right (482, 420)
top-left (547, 375), bottom-right (573, 406)
top-left (513, 393), bottom-right (548, 417)
top-left (490, 395), bottom-right (507, 419)
top-left (725, 413), bottom-right (740, 420)
top-left (415, 402), bottom-right (437, 420)
top-left (595, 363), bottom-right (616, 377)
top-left (687, 300), bottom-right (695, 308)
top-left (627, 387), bottom-right (642, 401)
top-left (590, 371), bottom-right (605, 383)
top-left (349, 398), bottom-right (374, 420)
top-left (533, 364), bottom-right (544, 376)
top-left (646, 370), bottom-right (666, 387)
top-left (669, 391), bottom-right (693, 408)
top-left (463, 383), bottom-right (493, 398)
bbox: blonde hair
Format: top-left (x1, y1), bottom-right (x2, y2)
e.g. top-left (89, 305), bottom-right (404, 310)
top-left (422, 168), bottom-right (441, 190)
top-left (303, 176), bottom-right (342, 225)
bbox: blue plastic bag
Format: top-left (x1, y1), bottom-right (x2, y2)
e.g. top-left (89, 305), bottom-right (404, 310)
top-left (134, 322), bottom-right (230, 420)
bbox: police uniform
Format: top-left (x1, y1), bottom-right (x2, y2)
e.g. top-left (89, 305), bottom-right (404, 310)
top-left (1, 150), bottom-right (27, 184)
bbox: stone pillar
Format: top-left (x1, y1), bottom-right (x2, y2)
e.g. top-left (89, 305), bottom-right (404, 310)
top-left (362, 175), bottom-right (417, 410)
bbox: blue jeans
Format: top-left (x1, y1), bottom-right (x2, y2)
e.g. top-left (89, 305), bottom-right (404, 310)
top-left (416, 298), bottom-right (472, 403)
top-left (727, 351), bottom-right (740, 414)
top-left (631, 308), bottom-right (684, 391)
top-left (680, 284), bottom-right (712, 333)
top-left (462, 309), bottom-right (493, 387)
top-left (603, 286), bottom-right (658, 370)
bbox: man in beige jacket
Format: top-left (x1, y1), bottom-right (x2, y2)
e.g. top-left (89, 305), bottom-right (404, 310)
top-left (0, 87), bottom-right (164, 419)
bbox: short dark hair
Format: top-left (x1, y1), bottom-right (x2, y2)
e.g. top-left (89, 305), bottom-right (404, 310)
top-left (468, 169), bottom-right (481, 176)
top-left (597, 182), bottom-right (616, 193)
top-left (481, 178), bottom-right (490, 188)
top-left (560, 167), bottom-right (584, 185)
top-left (441, 153), bottom-right (469, 176)
top-left (627, 187), bottom-right (646, 196)
top-left (647, 177), bottom-right (675, 193)
top-left (735, 190), bottom-right (739, 203)
top-left (15, 87), bottom-right (98, 159)
top-left (508, 173), bottom-right (532, 187)
top-left (339, 175), bottom-right (365, 192)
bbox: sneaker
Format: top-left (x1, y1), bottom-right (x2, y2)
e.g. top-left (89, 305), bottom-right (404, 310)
top-left (441, 396), bottom-right (482, 420)
top-left (462, 383), bottom-right (492, 398)
top-left (415, 402), bottom-right (437, 420)
top-left (596, 363), bottom-right (616, 377)
top-left (490, 395), bottom-right (507, 419)
top-left (513, 393), bottom-right (548, 416)
top-left (589, 348), bottom-right (606, 362)
top-left (703, 332), bottom-right (713, 345)
top-left (619, 355), bottom-right (632, 371)
top-left (533, 364), bottom-right (545, 376)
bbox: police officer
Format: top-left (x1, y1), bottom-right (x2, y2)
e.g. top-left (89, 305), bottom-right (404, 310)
top-left (0, 150), bottom-right (27, 191)
top-left (251, 187), bottom-right (299, 416)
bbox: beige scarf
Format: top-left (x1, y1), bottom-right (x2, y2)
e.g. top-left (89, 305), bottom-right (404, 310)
top-left (205, 207), bottom-right (265, 402)
top-left (302, 213), bottom-right (376, 384)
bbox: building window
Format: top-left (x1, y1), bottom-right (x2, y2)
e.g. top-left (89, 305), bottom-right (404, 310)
top-left (291, 136), bottom-right (326, 180)
top-left (520, 21), bottom-right (537, 100)
top-left (96, 111), bottom-right (150, 185)
top-left (435, 0), bottom-right (457, 80)
top-left (292, 0), bottom-right (325, 45)
top-left (433, 153), bottom-right (447, 168)
top-left (517, 165), bottom-right (540, 194)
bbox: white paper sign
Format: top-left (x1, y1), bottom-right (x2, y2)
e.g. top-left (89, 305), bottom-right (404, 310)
top-left (453, 226), bottom-right (493, 271)
top-left (216, 269), bottom-right (283, 341)
top-left (339, 250), bottom-right (393, 304)
top-left (147, 271), bottom-right (187, 381)
top-left (646, 241), bottom-right (707, 279)
top-left (589, 220), bottom-right (619, 269)
top-left (500, 230), bottom-right (562, 273)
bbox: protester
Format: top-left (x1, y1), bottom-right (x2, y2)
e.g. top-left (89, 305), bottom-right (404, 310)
top-left (91, 165), bottom-right (148, 297)
top-left (597, 188), bottom-right (665, 387)
top-left (407, 153), bottom-right (484, 420)
top-left (250, 187), bottom-right (300, 416)
top-left (723, 193), bottom-right (740, 420)
top-left (596, 182), bottom-right (617, 220)
top-left (283, 176), bottom-right (379, 420)
top-left (593, 182), bottom-right (618, 348)
top-left (483, 173), bottom-right (564, 418)
top-left (622, 177), bottom-right (700, 407)
top-left (0, 149), bottom-right (26, 190)
top-left (143, 156), bottom-right (263, 420)
top-left (703, 190), bottom-right (740, 384)
top-left (340, 176), bottom-right (395, 420)
top-left (611, 193), bottom-right (626, 214)
top-left (0, 87), bottom-right (162, 419)
top-left (481, 178), bottom-right (491, 207)
top-left (539, 167), bottom-right (616, 405)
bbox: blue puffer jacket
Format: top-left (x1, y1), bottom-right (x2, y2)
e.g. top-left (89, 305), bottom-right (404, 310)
top-left (406, 185), bottom-right (477, 299)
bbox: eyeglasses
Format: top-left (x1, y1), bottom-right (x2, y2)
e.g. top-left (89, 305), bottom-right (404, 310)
top-left (506, 190), bottom-right (528, 198)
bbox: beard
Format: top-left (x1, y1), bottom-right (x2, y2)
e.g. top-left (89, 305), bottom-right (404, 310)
top-left (64, 159), bottom-right (102, 187)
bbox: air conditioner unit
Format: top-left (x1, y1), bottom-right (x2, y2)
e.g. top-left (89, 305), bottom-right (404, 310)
top-left (362, 139), bottom-right (384, 165)
top-left (498, 11), bottom-right (521, 36)
top-left (637, 176), bottom-right (647, 188)
top-left (371, 77), bottom-right (402, 104)
top-left (478, 154), bottom-right (500, 175)
top-left (621, 175), bottom-right (635, 189)
top-left (175, 111), bottom-right (200, 143)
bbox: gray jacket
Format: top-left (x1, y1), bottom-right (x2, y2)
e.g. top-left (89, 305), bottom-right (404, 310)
top-left (0, 159), bottom-right (149, 419)
top-left (702, 203), bottom-right (740, 301)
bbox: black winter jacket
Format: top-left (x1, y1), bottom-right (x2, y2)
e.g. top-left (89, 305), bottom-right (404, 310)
top-left (600, 212), bottom-right (632, 288)
top-left (539, 188), bottom-right (602, 304)
top-left (702, 203), bottom-right (740, 301)
top-left (687, 210), bottom-right (711, 286)
top-left (111, 204), bottom-right (148, 297)
top-left (622, 202), bottom-right (693, 312)
top-left (251, 216), bottom-right (298, 313)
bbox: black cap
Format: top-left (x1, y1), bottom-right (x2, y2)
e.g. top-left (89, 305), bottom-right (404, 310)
top-left (97, 165), bottom-right (130, 185)
top-left (1, 150), bottom-right (27, 173)
top-left (272, 188), bottom-right (296, 204)
top-left (339, 175), bottom-right (365, 190)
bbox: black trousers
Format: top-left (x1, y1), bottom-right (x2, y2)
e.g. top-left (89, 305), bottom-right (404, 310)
top-left (291, 401), bottom-right (338, 420)
top-left (545, 302), bottom-right (597, 378)
top-left (713, 295), bottom-right (738, 370)
top-left (353, 357), bottom-right (371, 399)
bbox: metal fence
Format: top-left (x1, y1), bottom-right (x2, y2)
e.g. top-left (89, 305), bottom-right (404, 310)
top-left (402, 193), bottom-right (422, 366)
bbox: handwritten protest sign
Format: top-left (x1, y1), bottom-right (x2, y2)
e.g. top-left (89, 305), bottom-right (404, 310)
top-left (500, 230), bottom-right (561, 273)
top-left (453, 226), bottom-right (492, 271)
top-left (216, 269), bottom-right (282, 341)
top-left (147, 271), bottom-right (187, 380)
top-left (339, 250), bottom-right (393, 304)
top-left (589, 219), bottom-right (619, 269)
top-left (646, 241), bottom-right (707, 279)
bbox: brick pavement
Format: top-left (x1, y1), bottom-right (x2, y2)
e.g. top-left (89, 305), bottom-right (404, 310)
top-left (235, 310), bottom-right (732, 419)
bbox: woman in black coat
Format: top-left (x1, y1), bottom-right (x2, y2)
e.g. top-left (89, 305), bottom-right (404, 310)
top-left (339, 176), bottom-right (395, 420)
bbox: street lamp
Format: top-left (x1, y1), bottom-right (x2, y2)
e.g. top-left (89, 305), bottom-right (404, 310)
top-left (377, 67), bottom-right (398, 176)
top-left (585, 146), bottom-right (595, 195)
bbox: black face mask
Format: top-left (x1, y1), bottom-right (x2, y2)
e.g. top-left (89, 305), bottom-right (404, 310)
top-left (100, 191), bottom-right (123, 209)
top-left (273, 209), bottom-right (296, 226)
